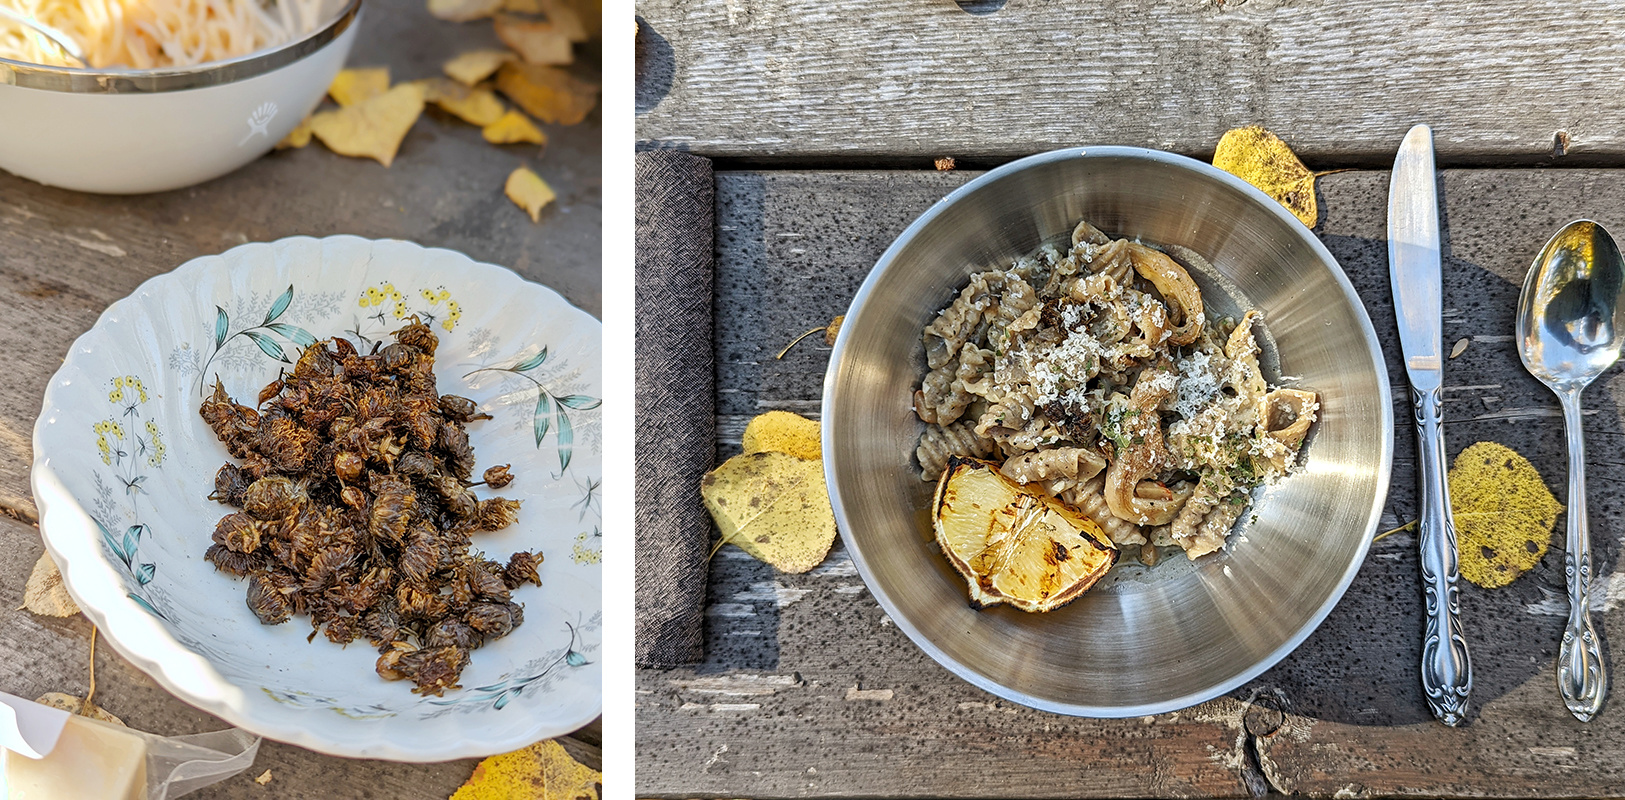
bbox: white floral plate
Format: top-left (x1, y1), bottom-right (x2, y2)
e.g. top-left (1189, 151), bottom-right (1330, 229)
top-left (30, 236), bottom-right (601, 761)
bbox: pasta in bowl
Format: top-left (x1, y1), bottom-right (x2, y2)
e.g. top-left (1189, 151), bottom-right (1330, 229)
top-left (823, 147), bottom-right (1391, 716)
top-left (914, 219), bottom-right (1319, 586)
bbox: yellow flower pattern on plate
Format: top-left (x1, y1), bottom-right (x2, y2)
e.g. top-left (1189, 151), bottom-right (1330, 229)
top-left (360, 283), bottom-right (462, 331)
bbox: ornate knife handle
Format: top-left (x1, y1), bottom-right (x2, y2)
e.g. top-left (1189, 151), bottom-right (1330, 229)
top-left (1557, 390), bottom-right (1606, 721)
top-left (1414, 386), bottom-right (1471, 725)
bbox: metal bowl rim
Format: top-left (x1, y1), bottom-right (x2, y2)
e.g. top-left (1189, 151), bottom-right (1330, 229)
top-left (821, 145), bottom-right (1394, 717)
top-left (0, 0), bottom-right (360, 93)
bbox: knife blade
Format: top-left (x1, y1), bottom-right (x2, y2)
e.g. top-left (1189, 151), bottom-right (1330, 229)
top-left (1389, 123), bottom-right (1472, 726)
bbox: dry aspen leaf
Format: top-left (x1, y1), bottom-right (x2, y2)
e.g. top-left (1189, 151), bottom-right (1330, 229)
top-left (495, 62), bottom-right (597, 124)
top-left (1213, 126), bottom-right (1318, 227)
top-left (451, 739), bottom-right (600, 800)
top-left (417, 77), bottom-right (507, 126)
top-left (505, 166), bottom-right (556, 221)
top-left (701, 451), bottom-right (837, 574)
top-left (23, 551), bottom-right (80, 617)
top-left (254, 770), bottom-right (273, 786)
top-left (935, 156), bottom-right (955, 171)
top-left (574, 0), bottom-right (601, 38)
top-left (1451, 338), bottom-right (1470, 359)
top-left (520, 0), bottom-right (588, 41)
top-left (823, 314), bottom-right (844, 346)
top-left (428, 0), bottom-right (502, 21)
top-left (1449, 441), bottom-right (1562, 588)
top-left (494, 14), bottom-right (574, 64)
top-left (444, 49), bottom-right (516, 86)
top-left (483, 109), bottom-right (547, 145)
top-left (328, 67), bottom-right (391, 107)
top-left (275, 116), bottom-right (314, 150)
top-left (741, 411), bottom-right (821, 461)
top-left (34, 693), bottom-right (123, 726)
top-left (309, 83), bottom-right (426, 167)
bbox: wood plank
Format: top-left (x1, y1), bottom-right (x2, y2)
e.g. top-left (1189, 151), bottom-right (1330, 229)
top-left (635, 0), bottom-right (1625, 165)
top-left (0, 0), bottom-right (599, 795)
top-left (636, 168), bottom-right (1625, 796)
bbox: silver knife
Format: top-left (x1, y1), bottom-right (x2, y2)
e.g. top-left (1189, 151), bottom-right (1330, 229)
top-left (1389, 124), bottom-right (1472, 726)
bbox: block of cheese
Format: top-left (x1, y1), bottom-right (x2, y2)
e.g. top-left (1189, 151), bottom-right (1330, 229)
top-left (3, 714), bottom-right (148, 800)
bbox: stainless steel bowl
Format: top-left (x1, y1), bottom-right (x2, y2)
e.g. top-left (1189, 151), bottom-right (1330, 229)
top-left (822, 147), bottom-right (1393, 717)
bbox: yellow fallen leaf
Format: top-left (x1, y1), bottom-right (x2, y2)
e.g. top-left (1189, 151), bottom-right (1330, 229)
top-left (776, 314), bottom-right (844, 358)
top-left (576, 0), bottom-right (601, 38)
top-left (495, 62), bottom-right (597, 125)
top-left (309, 83), bottom-right (426, 167)
top-left (275, 116), bottom-right (314, 150)
top-left (483, 109), bottom-right (547, 145)
top-left (1449, 441), bottom-right (1562, 588)
top-left (428, 0), bottom-right (502, 21)
top-left (823, 314), bottom-right (844, 346)
top-left (444, 49), bottom-right (516, 86)
top-left (495, 14), bottom-right (575, 64)
top-left (451, 739), bottom-right (600, 800)
top-left (23, 551), bottom-right (80, 617)
top-left (741, 411), bottom-right (821, 461)
top-left (1213, 126), bottom-right (1318, 227)
top-left (702, 450), bottom-right (837, 573)
top-left (505, 0), bottom-right (588, 41)
top-left (417, 78), bottom-right (507, 126)
top-left (328, 67), bottom-right (390, 107)
top-left (505, 166), bottom-right (556, 222)
top-left (34, 693), bottom-right (123, 726)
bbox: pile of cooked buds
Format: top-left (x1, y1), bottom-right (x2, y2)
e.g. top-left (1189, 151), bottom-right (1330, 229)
top-left (200, 318), bottom-right (538, 696)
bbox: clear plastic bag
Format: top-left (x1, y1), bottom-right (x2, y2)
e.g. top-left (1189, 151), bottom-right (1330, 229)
top-left (2, 691), bottom-right (261, 800)
top-left (140, 726), bottom-right (262, 800)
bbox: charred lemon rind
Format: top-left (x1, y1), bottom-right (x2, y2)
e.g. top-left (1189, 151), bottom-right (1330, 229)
top-left (932, 456), bottom-right (1117, 613)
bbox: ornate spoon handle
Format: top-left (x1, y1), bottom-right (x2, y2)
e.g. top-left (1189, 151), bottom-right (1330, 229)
top-left (1558, 390), bottom-right (1606, 721)
top-left (1414, 386), bottom-right (1471, 725)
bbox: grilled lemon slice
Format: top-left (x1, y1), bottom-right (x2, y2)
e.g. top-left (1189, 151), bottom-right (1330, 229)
top-left (933, 457), bottom-right (1117, 612)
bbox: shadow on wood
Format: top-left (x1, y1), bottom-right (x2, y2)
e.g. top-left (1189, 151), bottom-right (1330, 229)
top-left (636, 18), bottom-right (676, 116)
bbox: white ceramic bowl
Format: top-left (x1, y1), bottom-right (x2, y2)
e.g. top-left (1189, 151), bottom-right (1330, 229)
top-left (0, 0), bottom-right (359, 195)
top-left (32, 236), bottom-right (602, 760)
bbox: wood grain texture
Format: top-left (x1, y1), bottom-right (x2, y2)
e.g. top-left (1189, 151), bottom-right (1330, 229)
top-left (636, 168), bottom-right (1625, 797)
top-left (0, 0), bottom-right (600, 794)
top-left (635, 0), bottom-right (1625, 165)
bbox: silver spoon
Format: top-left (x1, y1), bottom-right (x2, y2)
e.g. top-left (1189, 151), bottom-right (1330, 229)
top-left (1517, 219), bottom-right (1625, 722)
top-left (0, 8), bottom-right (89, 67)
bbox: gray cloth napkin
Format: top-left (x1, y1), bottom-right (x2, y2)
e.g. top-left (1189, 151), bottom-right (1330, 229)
top-left (634, 150), bottom-right (715, 668)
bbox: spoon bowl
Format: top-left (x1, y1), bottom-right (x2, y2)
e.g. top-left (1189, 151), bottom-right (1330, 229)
top-left (1517, 218), bottom-right (1625, 722)
top-left (1519, 221), bottom-right (1625, 388)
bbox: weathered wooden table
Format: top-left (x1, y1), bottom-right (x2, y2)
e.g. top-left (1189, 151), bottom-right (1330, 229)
top-left (636, 1), bottom-right (1625, 795)
top-left (0, 2), bottom-right (600, 796)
